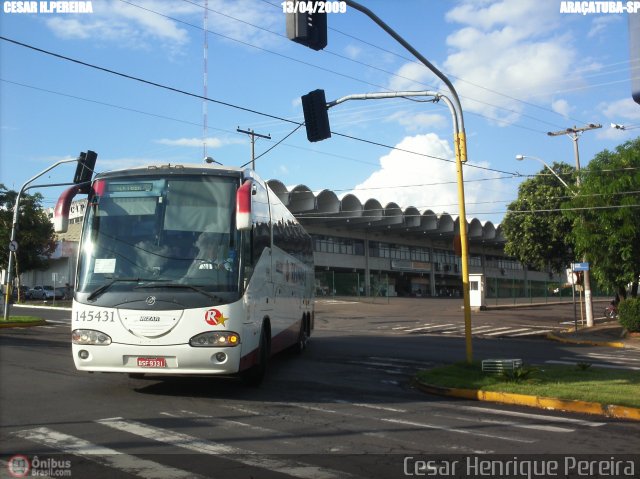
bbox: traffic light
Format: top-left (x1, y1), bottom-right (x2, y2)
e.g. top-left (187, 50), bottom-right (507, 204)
top-left (286, 2), bottom-right (327, 51)
top-left (73, 150), bottom-right (97, 189)
top-left (301, 89), bottom-right (331, 142)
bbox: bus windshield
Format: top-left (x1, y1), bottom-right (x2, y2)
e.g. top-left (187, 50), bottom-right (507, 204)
top-left (76, 174), bottom-right (241, 307)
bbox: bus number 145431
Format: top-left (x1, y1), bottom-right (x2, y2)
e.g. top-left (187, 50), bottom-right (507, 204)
top-left (74, 311), bottom-right (115, 322)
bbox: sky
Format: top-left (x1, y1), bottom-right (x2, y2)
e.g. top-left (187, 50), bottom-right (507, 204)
top-left (1, 0), bottom-right (639, 225)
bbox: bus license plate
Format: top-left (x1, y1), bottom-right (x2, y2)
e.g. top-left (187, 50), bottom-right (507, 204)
top-left (137, 357), bottom-right (167, 368)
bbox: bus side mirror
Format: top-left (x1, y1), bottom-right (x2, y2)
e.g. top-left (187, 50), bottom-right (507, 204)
top-left (54, 185), bottom-right (84, 233)
top-left (236, 180), bottom-right (252, 231)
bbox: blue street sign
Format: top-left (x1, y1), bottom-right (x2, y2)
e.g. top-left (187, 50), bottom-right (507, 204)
top-left (572, 262), bottom-right (590, 272)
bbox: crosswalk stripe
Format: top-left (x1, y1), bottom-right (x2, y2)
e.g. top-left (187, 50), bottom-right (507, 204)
top-left (499, 328), bottom-right (532, 335)
top-left (509, 329), bottom-right (553, 337)
top-left (481, 327), bottom-right (516, 336)
top-left (404, 323), bottom-right (455, 332)
top-left (97, 417), bottom-right (359, 479)
top-left (424, 403), bottom-right (606, 427)
top-left (12, 427), bottom-right (200, 479)
top-left (432, 412), bottom-right (575, 433)
top-left (580, 353), bottom-right (640, 363)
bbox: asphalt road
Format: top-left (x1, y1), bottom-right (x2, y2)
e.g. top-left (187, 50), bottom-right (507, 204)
top-left (1, 299), bottom-right (639, 478)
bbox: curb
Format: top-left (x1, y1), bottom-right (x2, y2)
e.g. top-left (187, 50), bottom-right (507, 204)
top-left (0, 320), bottom-right (47, 329)
top-left (545, 331), bottom-right (626, 348)
top-left (414, 381), bottom-right (640, 421)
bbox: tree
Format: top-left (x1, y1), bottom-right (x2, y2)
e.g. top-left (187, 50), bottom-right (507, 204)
top-left (565, 138), bottom-right (640, 298)
top-left (0, 184), bottom-right (57, 277)
top-left (501, 162), bottom-right (576, 273)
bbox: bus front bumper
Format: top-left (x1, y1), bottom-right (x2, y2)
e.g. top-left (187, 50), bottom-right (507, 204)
top-left (72, 343), bottom-right (245, 375)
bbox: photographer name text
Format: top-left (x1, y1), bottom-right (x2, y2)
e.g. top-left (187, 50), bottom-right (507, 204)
top-left (3, 1), bottom-right (93, 13)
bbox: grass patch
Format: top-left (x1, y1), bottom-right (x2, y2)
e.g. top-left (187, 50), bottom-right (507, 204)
top-left (0, 316), bottom-right (45, 324)
top-left (416, 361), bottom-right (640, 409)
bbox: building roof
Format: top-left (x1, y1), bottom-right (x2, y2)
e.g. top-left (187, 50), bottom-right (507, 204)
top-left (266, 180), bottom-right (505, 245)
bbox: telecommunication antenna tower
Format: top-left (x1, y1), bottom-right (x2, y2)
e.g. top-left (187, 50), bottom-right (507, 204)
top-left (203, 0), bottom-right (209, 160)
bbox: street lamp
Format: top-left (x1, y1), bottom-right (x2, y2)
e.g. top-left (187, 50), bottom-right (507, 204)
top-left (515, 155), bottom-right (575, 193)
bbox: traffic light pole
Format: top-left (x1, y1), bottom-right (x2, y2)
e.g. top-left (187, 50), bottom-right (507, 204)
top-left (3, 158), bottom-right (80, 321)
top-left (338, 0), bottom-right (473, 362)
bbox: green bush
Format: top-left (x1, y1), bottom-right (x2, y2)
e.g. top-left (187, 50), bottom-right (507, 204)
top-left (618, 297), bottom-right (640, 332)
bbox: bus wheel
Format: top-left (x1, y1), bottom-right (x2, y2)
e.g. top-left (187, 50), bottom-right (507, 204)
top-left (242, 327), bottom-right (269, 386)
top-left (294, 316), bottom-right (309, 354)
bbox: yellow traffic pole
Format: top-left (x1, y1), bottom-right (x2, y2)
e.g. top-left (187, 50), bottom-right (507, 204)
top-left (455, 131), bottom-right (473, 363)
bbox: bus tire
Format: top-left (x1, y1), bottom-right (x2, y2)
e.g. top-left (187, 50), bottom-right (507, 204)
top-left (242, 326), bottom-right (269, 386)
top-left (293, 315), bottom-right (309, 354)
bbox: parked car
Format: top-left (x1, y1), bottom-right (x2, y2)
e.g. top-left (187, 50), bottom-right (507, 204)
top-left (11, 286), bottom-right (31, 300)
top-left (30, 285), bottom-right (64, 300)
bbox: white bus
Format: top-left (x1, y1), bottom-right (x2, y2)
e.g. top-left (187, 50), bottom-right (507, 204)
top-left (54, 164), bottom-right (314, 384)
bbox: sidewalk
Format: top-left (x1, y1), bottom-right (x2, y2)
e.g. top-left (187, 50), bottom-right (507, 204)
top-left (546, 320), bottom-right (640, 350)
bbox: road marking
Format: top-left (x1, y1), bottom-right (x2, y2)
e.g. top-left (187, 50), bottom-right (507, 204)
top-left (97, 417), bottom-right (357, 479)
top-left (376, 398), bottom-right (606, 427)
top-left (367, 356), bottom-right (434, 367)
top-left (509, 329), bottom-right (553, 336)
top-left (499, 328), bottom-right (532, 336)
top-left (379, 417), bottom-right (536, 443)
top-left (392, 323), bottom-right (428, 330)
top-left (579, 353), bottom-right (640, 363)
top-left (471, 325), bottom-right (500, 332)
top-left (161, 411), bottom-right (296, 444)
top-left (548, 359), bottom-right (640, 371)
top-left (276, 402), bottom-right (535, 444)
top-left (481, 327), bottom-right (517, 336)
top-left (432, 412), bottom-right (575, 433)
top-left (404, 323), bottom-right (455, 332)
top-left (12, 427), bottom-right (201, 479)
top-left (334, 400), bottom-right (408, 413)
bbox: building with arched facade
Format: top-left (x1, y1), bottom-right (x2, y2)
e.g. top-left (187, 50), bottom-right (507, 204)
top-left (29, 178), bottom-right (571, 301)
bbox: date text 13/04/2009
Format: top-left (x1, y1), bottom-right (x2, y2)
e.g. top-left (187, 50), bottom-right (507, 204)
top-left (282, 1), bottom-right (346, 14)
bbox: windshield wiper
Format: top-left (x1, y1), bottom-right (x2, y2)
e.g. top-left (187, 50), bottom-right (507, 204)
top-left (134, 283), bottom-right (223, 302)
top-left (87, 278), bottom-right (155, 301)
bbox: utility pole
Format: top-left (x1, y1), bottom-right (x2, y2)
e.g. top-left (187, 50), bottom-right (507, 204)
top-left (547, 123), bottom-right (601, 327)
top-left (236, 128), bottom-right (271, 171)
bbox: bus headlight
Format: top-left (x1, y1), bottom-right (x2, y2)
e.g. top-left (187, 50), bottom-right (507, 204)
top-left (72, 329), bottom-right (112, 345)
top-left (189, 331), bottom-right (240, 347)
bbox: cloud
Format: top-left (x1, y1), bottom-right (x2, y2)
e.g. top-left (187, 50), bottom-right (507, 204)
top-left (588, 16), bottom-right (621, 38)
top-left (346, 134), bottom-right (511, 223)
top-left (156, 137), bottom-right (242, 148)
top-left (388, 62), bottom-right (441, 92)
top-left (205, 0), bottom-right (283, 49)
top-left (344, 44), bottom-right (363, 60)
top-left (385, 111), bottom-right (448, 132)
top-left (43, 0), bottom-right (283, 53)
top-left (439, 0), bottom-right (579, 124)
top-left (596, 97), bottom-right (640, 139)
top-left (45, 0), bottom-right (192, 52)
top-left (599, 97), bottom-right (640, 121)
top-left (551, 99), bottom-right (572, 118)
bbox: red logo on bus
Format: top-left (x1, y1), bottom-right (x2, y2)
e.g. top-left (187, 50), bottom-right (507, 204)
top-left (205, 309), bottom-right (228, 327)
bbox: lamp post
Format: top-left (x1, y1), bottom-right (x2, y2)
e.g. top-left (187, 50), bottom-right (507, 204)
top-left (515, 155), bottom-right (575, 193)
top-left (546, 124), bottom-right (600, 328)
top-left (515, 154), bottom-right (584, 329)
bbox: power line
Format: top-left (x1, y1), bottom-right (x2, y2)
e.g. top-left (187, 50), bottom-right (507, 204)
top-left (141, 0), bottom-right (555, 134)
top-left (0, 36), bottom-right (520, 176)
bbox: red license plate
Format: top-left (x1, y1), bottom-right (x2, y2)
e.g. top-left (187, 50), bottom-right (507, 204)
top-left (137, 357), bottom-right (167, 368)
